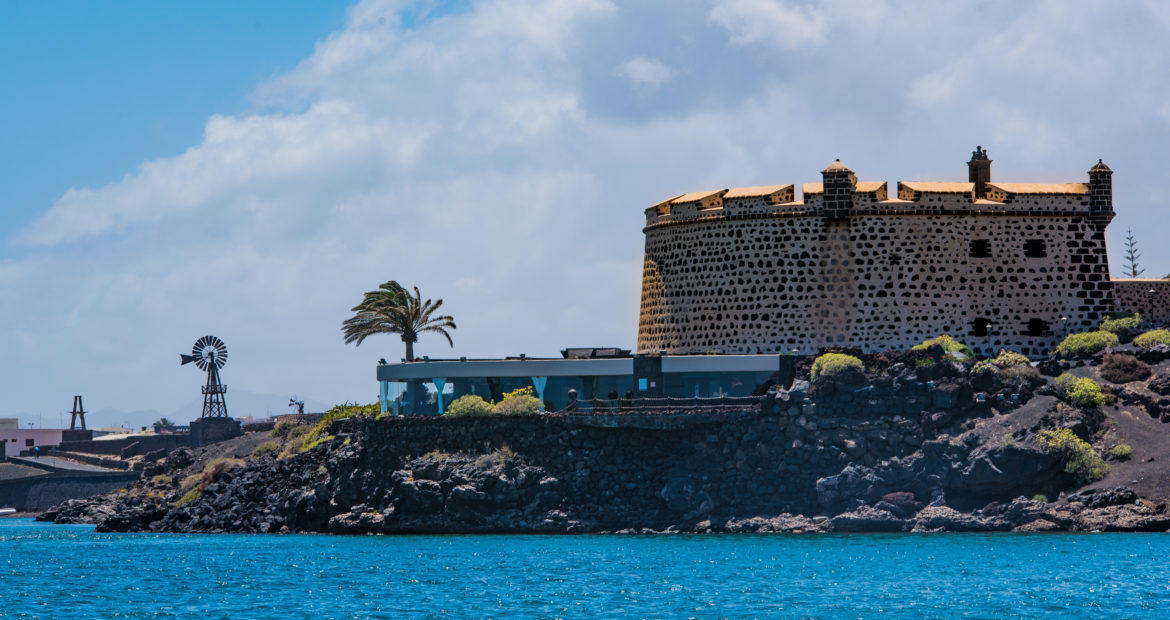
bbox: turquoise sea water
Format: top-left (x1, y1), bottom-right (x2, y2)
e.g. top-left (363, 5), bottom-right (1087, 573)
top-left (2, 519), bottom-right (1169, 619)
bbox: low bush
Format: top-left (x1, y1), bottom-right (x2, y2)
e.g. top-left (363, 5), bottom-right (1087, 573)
top-left (811, 353), bottom-right (865, 385)
top-left (1109, 443), bottom-right (1133, 461)
top-left (1055, 373), bottom-right (1078, 398)
top-left (199, 457), bottom-right (244, 491)
top-left (1053, 331), bottom-right (1119, 358)
top-left (175, 486), bottom-right (202, 507)
top-left (446, 394), bottom-right (495, 417)
top-left (913, 335), bottom-right (974, 361)
top-left (1037, 428), bottom-right (1108, 483)
top-left (1000, 364), bottom-right (1043, 386)
top-left (270, 421), bottom-right (298, 438)
top-left (251, 441), bottom-right (280, 459)
top-left (1031, 494), bottom-right (1048, 503)
top-left (1066, 377), bottom-right (1106, 409)
top-left (1099, 312), bottom-right (1141, 342)
top-left (298, 402), bottom-right (378, 453)
top-left (1134, 329), bottom-right (1170, 350)
top-left (1098, 353), bottom-right (1152, 384)
top-left (992, 350), bottom-right (1030, 368)
top-left (151, 474), bottom-right (173, 485)
top-left (180, 474), bottom-right (201, 492)
top-left (970, 360), bottom-right (996, 377)
top-left (493, 386), bottom-right (542, 416)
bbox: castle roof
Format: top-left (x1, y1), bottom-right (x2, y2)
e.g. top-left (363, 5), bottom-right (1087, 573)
top-left (987, 182), bottom-right (1088, 195)
top-left (855, 181), bottom-right (885, 193)
top-left (723, 184), bottom-right (792, 199)
top-left (802, 183), bottom-right (823, 195)
top-left (899, 182), bottom-right (974, 193)
top-left (671, 189), bottom-right (725, 203)
top-left (1089, 159), bottom-right (1112, 173)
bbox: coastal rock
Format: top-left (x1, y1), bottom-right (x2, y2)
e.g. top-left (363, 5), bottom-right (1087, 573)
top-left (830, 506), bottom-right (906, 532)
top-left (911, 505), bottom-right (1010, 532)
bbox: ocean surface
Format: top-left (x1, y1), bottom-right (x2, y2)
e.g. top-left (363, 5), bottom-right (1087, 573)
top-left (2, 519), bottom-right (1169, 619)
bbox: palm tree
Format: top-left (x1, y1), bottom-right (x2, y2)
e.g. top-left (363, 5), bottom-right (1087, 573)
top-left (152, 417), bottom-right (175, 430)
top-left (342, 280), bottom-right (456, 361)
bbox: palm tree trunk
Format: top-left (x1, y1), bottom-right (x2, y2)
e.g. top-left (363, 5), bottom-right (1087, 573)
top-left (405, 340), bottom-right (414, 361)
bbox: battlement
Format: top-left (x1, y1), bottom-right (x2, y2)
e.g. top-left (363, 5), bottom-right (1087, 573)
top-left (646, 155), bottom-right (1109, 228)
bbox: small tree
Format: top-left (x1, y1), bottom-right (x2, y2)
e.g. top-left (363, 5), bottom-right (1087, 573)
top-left (1124, 227), bottom-right (1144, 277)
top-left (152, 417), bottom-right (175, 430)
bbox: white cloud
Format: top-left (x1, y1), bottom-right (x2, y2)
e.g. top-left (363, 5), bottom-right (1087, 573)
top-left (5, 0), bottom-right (1170, 415)
top-left (616, 57), bottom-right (674, 89)
top-left (708, 0), bottom-right (826, 50)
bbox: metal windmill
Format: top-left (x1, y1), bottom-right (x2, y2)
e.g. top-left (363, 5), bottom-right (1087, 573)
top-left (181, 335), bottom-right (229, 418)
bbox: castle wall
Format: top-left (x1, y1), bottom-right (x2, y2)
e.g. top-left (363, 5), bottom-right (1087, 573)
top-left (638, 203), bottom-right (1114, 357)
top-left (1112, 279), bottom-right (1170, 328)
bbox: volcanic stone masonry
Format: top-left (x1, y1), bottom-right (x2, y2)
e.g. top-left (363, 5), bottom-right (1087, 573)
top-left (639, 148), bottom-right (1170, 358)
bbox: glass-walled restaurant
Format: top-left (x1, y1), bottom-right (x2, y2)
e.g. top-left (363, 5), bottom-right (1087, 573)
top-left (375, 354), bottom-right (792, 416)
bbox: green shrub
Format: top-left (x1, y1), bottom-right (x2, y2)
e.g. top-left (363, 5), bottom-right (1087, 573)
top-left (151, 474), bottom-right (173, 485)
top-left (493, 386), bottom-right (542, 416)
top-left (811, 353), bottom-right (865, 384)
top-left (970, 360), bottom-right (996, 377)
top-left (298, 402), bottom-right (377, 452)
top-left (176, 486), bottom-right (202, 507)
top-left (1055, 372), bottom-right (1078, 398)
top-left (180, 474), bottom-right (202, 491)
top-left (270, 421), bottom-right (298, 438)
top-left (913, 335), bottom-right (974, 361)
top-left (251, 441), bottom-right (280, 459)
top-left (1037, 428), bottom-right (1108, 483)
top-left (1031, 494), bottom-right (1048, 503)
top-left (1134, 329), bottom-right (1170, 350)
top-left (915, 358), bottom-right (936, 368)
top-left (1066, 377), bottom-right (1106, 409)
top-left (1109, 443), bottom-right (1133, 461)
top-left (1053, 331), bottom-right (1119, 358)
top-left (992, 350), bottom-right (1030, 368)
top-left (1099, 312), bottom-right (1141, 342)
top-left (1098, 353), bottom-right (1152, 384)
top-left (446, 394), bottom-right (495, 417)
top-left (1000, 364), bottom-right (1043, 386)
top-left (199, 457), bottom-right (244, 490)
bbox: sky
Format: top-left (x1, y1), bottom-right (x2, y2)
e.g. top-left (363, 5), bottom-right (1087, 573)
top-left (3, 0), bottom-right (1170, 422)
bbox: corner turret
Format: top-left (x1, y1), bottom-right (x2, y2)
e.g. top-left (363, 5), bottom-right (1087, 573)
top-left (1088, 159), bottom-right (1113, 223)
top-left (821, 159), bottom-right (856, 218)
top-left (967, 146), bottom-right (992, 199)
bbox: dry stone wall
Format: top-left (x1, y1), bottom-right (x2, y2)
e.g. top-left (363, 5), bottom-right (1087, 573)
top-left (1112, 279), bottom-right (1170, 328)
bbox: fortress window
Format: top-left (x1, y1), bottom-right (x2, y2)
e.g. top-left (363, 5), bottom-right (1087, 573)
top-left (972, 317), bottom-right (991, 337)
top-left (969, 239), bottom-right (991, 258)
top-left (1026, 319), bottom-right (1050, 337)
top-left (1024, 239), bottom-right (1047, 258)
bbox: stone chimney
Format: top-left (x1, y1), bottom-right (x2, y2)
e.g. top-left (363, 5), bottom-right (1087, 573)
top-left (967, 146), bottom-right (991, 199)
top-left (821, 159), bottom-right (856, 218)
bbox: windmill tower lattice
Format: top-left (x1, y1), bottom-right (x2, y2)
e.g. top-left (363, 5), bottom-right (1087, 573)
top-left (70, 395), bottom-right (87, 431)
top-left (181, 335), bottom-right (229, 418)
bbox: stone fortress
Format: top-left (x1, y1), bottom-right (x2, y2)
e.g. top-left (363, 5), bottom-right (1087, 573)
top-left (639, 148), bottom-right (1170, 358)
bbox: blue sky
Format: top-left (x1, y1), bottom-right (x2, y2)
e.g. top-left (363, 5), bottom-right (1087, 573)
top-left (3, 0), bottom-right (1170, 421)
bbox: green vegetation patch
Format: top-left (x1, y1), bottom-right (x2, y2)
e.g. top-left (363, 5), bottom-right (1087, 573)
top-left (1066, 377), bottom-right (1106, 409)
top-left (970, 360), bottom-right (996, 377)
top-left (445, 394), bottom-right (496, 417)
top-left (1109, 443), bottom-right (1133, 461)
top-left (810, 353), bottom-right (865, 385)
top-left (992, 350), bottom-right (1030, 368)
top-left (151, 474), bottom-right (173, 485)
top-left (1134, 329), bottom-right (1170, 350)
top-left (493, 386), bottom-right (543, 416)
top-left (1037, 428), bottom-right (1108, 483)
top-left (1053, 331), bottom-right (1119, 358)
top-left (176, 486), bottom-right (203, 507)
top-left (1000, 364), bottom-right (1043, 386)
top-left (913, 335), bottom-right (974, 361)
top-left (1055, 373), bottom-right (1078, 398)
top-left (1099, 312), bottom-right (1141, 342)
top-left (251, 441), bottom-right (280, 459)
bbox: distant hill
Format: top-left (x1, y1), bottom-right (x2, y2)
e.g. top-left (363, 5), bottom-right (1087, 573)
top-left (169, 390), bottom-right (331, 422)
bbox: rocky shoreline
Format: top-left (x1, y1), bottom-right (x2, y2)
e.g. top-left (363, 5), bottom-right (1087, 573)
top-left (38, 344), bottom-right (1170, 534)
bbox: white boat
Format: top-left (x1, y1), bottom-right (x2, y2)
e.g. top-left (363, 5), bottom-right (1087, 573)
top-left (0, 508), bottom-right (16, 516)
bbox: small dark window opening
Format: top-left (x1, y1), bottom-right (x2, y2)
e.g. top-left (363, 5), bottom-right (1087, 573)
top-left (969, 239), bottom-right (992, 258)
top-left (973, 317), bottom-right (991, 337)
top-left (1026, 318), bottom-right (1050, 337)
top-left (887, 252), bottom-right (902, 266)
top-left (1024, 239), bottom-right (1047, 258)
top-left (25, 439), bottom-right (34, 447)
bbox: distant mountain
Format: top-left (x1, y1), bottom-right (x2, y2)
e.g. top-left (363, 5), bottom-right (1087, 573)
top-left (91, 407), bottom-right (164, 431)
top-left (169, 390), bottom-right (331, 422)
